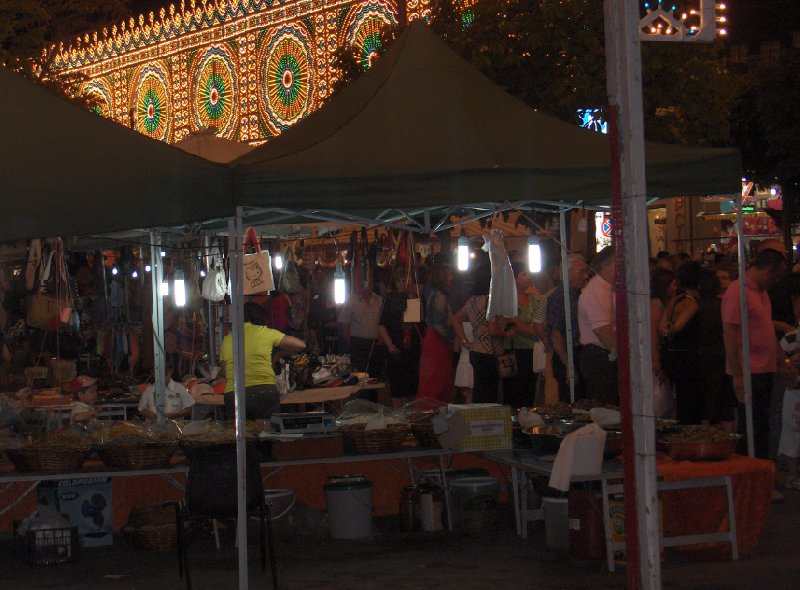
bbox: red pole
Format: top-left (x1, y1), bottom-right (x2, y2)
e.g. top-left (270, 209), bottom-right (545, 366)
top-left (608, 103), bottom-right (641, 589)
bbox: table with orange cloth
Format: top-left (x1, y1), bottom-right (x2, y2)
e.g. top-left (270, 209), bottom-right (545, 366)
top-left (656, 453), bottom-right (775, 559)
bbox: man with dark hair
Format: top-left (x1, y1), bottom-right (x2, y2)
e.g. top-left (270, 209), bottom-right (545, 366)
top-left (722, 248), bottom-right (786, 466)
top-left (577, 246), bottom-right (618, 404)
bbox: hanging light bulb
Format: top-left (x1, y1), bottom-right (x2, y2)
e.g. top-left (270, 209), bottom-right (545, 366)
top-left (528, 234), bottom-right (542, 273)
top-left (274, 251), bottom-right (283, 270)
top-left (145, 264), bottom-right (152, 272)
top-left (111, 266), bottom-right (119, 276)
top-left (199, 268), bottom-right (206, 278)
top-left (334, 259), bottom-right (346, 305)
top-left (160, 250), bottom-right (166, 258)
top-left (131, 269), bottom-right (139, 279)
top-left (457, 228), bottom-right (469, 272)
top-left (174, 269), bottom-right (186, 308)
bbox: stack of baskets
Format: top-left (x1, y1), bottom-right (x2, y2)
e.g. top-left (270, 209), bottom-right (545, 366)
top-left (6, 431), bottom-right (92, 473)
top-left (338, 423), bottom-right (410, 454)
top-left (122, 502), bottom-right (180, 551)
top-left (409, 413), bottom-right (441, 448)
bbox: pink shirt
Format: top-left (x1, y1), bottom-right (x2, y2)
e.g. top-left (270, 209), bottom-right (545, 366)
top-left (721, 278), bottom-right (776, 374)
top-left (577, 275), bottom-right (614, 349)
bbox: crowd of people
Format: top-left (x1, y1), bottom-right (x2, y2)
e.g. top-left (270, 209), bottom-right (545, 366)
top-left (333, 237), bottom-right (800, 497)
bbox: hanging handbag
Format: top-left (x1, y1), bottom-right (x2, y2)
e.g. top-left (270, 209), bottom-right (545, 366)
top-left (402, 233), bottom-right (422, 323)
top-left (496, 349), bottom-right (518, 379)
top-left (242, 227), bottom-right (274, 295)
top-left (202, 240), bottom-right (228, 302)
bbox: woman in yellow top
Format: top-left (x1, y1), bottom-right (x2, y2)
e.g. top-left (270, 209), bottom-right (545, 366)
top-left (219, 301), bottom-right (307, 420)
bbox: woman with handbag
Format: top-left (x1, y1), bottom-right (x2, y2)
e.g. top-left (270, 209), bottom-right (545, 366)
top-left (453, 263), bottom-right (513, 404)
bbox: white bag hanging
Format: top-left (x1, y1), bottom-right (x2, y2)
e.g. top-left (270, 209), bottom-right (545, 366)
top-left (202, 266), bottom-right (228, 302)
top-left (242, 228), bottom-right (274, 295)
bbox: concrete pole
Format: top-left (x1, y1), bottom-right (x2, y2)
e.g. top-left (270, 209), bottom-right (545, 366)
top-left (228, 209), bottom-right (249, 590)
top-left (604, 2), bottom-right (661, 588)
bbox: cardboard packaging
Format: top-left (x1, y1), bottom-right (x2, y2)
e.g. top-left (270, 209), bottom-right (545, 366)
top-left (39, 477), bottom-right (113, 547)
top-left (434, 404), bottom-right (512, 450)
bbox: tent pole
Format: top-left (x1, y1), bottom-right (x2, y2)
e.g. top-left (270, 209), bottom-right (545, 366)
top-left (604, 2), bottom-right (660, 589)
top-left (228, 210), bottom-right (249, 590)
top-left (735, 197), bottom-right (755, 456)
top-left (204, 235), bottom-right (217, 371)
top-left (559, 209), bottom-right (576, 403)
top-left (150, 231), bottom-right (166, 423)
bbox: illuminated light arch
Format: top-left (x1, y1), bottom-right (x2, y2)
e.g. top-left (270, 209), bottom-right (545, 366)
top-left (341, 2), bottom-right (398, 71)
top-left (191, 44), bottom-right (239, 137)
top-left (258, 24), bottom-right (314, 134)
top-left (82, 79), bottom-right (113, 118)
top-left (131, 63), bottom-right (171, 141)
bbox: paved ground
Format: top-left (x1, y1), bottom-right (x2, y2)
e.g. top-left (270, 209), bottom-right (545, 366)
top-left (2, 473), bottom-right (799, 590)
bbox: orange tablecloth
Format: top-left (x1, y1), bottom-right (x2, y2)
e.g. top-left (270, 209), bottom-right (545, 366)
top-left (657, 454), bottom-right (775, 558)
top-left (0, 453), bottom-right (511, 533)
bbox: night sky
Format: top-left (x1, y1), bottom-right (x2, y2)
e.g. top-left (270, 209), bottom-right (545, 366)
top-left (126, 1), bottom-right (797, 49)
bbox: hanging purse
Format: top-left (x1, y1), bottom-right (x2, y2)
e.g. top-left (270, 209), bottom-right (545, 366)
top-left (242, 227), bottom-right (274, 295)
top-left (202, 239), bottom-right (228, 302)
top-left (496, 348), bottom-right (518, 379)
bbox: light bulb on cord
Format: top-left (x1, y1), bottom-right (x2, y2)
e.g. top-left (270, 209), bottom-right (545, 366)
top-left (334, 259), bottom-right (346, 305)
top-left (111, 266), bottom-right (119, 276)
top-left (274, 252), bottom-right (283, 270)
top-left (174, 269), bottom-right (186, 308)
top-left (131, 270), bottom-right (139, 279)
top-left (457, 229), bottom-right (469, 272)
top-left (145, 264), bottom-right (152, 272)
top-left (528, 234), bottom-right (542, 273)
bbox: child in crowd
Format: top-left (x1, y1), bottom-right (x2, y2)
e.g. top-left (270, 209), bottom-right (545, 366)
top-left (138, 359), bottom-right (194, 420)
top-left (70, 375), bottom-right (98, 423)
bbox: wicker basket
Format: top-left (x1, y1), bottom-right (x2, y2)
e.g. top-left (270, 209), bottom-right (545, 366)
top-left (122, 502), bottom-right (180, 551)
top-left (96, 439), bottom-right (177, 470)
top-left (6, 443), bottom-right (91, 473)
top-left (339, 423), bottom-right (410, 454)
top-left (410, 414), bottom-right (441, 449)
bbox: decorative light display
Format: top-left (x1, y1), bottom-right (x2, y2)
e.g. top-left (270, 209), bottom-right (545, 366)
top-left (639, 1), bottom-right (727, 42)
top-left (51, 0), bottom-right (478, 145)
top-left (193, 46), bottom-right (238, 136)
top-left (578, 108), bottom-right (608, 134)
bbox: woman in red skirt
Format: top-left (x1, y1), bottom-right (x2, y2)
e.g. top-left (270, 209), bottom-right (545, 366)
top-left (417, 264), bottom-right (455, 403)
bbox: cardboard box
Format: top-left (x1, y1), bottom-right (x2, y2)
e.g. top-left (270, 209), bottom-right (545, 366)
top-left (39, 477), bottom-right (113, 547)
top-left (434, 404), bottom-right (513, 450)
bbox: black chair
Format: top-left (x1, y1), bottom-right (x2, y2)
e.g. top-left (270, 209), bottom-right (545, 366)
top-left (174, 443), bottom-right (278, 590)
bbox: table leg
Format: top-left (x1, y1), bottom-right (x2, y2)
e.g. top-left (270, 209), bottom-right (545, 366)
top-left (602, 478), bottom-right (615, 573)
top-left (725, 475), bottom-right (739, 561)
top-left (439, 454), bottom-right (453, 532)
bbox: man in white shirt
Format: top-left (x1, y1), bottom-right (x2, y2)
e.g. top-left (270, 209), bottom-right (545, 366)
top-left (138, 360), bottom-right (195, 420)
top-left (577, 246), bottom-right (618, 404)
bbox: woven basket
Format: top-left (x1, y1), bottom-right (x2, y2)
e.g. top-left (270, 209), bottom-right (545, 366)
top-left (123, 502), bottom-right (180, 550)
top-left (339, 423), bottom-right (410, 454)
top-left (97, 439), bottom-right (177, 470)
top-left (410, 415), bottom-right (441, 449)
top-left (6, 443), bottom-right (90, 473)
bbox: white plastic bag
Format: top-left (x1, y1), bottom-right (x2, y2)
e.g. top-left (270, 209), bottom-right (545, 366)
top-left (482, 229), bottom-right (517, 320)
top-left (202, 266), bottom-right (228, 302)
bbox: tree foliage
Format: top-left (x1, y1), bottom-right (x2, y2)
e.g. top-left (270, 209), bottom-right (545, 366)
top-left (0, 0), bottom-right (129, 106)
